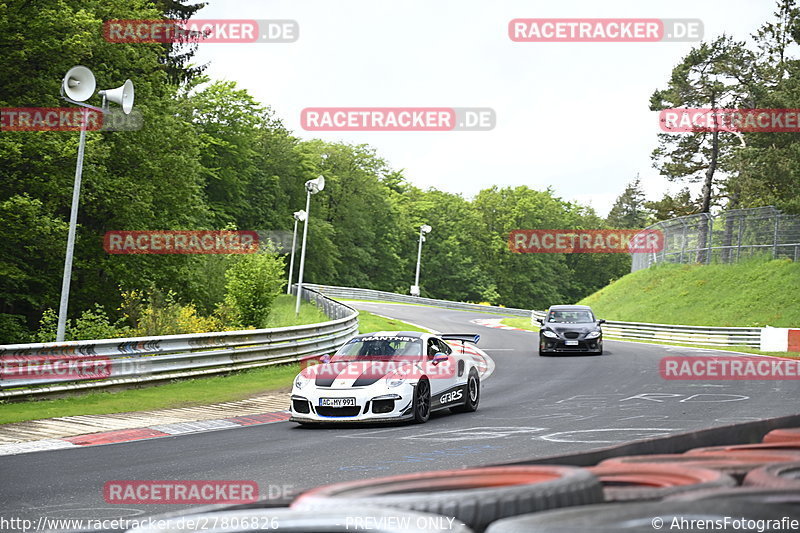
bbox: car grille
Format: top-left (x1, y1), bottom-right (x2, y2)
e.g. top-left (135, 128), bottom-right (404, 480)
top-left (564, 331), bottom-right (580, 339)
top-left (372, 399), bottom-right (395, 414)
top-left (316, 406), bottom-right (361, 417)
top-left (292, 399), bottom-right (311, 414)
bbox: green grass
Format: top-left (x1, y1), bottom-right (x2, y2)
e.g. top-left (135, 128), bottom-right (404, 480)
top-left (357, 310), bottom-right (429, 333)
top-left (0, 306), bottom-right (427, 425)
top-left (263, 294), bottom-right (331, 327)
top-left (502, 317), bottom-right (540, 332)
top-left (0, 363), bottom-right (300, 425)
top-left (578, 258), bottom-right (800, 328)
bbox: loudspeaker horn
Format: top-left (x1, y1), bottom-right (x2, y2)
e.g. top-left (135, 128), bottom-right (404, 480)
top-left (62, 66), bottom-right (96, 102)
top-left (99, 79), bottom-right (134, 114)
top-left (306, 175), bottom-right (325, 194)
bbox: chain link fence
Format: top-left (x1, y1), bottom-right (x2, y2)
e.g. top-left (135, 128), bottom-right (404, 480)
top-left (631, 206), bottom-right (800, 272)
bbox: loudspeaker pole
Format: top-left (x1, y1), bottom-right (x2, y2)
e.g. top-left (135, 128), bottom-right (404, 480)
top-left (55, 66), bottom-right (134, 341)
top-left (56, 108), bottom-right (88, 341)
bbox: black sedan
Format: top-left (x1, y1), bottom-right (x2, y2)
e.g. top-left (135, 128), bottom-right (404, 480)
top-left (537, 305), bottom-right (605, 355)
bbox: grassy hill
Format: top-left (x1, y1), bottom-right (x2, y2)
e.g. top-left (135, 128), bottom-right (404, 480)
top-left (577, 258), bottom-right (800, 328)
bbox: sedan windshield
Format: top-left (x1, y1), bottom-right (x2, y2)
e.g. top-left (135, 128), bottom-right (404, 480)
top-left (548, 310), bottom-right (595, 323)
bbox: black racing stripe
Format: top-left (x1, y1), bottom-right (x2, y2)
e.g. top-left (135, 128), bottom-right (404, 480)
top-left (315, 374), bottom-right (336, 387)
top-left (352, 374), bottom-right (382, 387)
top-left (314, 362), bottom-right (347, 387)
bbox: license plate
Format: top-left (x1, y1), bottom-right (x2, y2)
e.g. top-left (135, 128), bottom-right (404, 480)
top-left (319, 397), bottom-right (356, 407)
top-left (565, 341), bottom-right (579, 346)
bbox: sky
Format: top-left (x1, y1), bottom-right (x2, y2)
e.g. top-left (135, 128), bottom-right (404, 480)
top-left (187, 0), bottom-right (777, 216)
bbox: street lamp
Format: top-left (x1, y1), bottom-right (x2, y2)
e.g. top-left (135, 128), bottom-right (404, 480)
top-left (286, 210), bottom-right (307, 294)
top-left (411, 224), bottom-right (432, 296)
top-left (295, 175), bottom-right (325, 314)
top-left (56, 66), bottom-right (135, 341)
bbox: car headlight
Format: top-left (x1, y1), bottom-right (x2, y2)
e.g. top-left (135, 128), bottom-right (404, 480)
top-left (386, 372), bottom-right (406, 388)
top-left (542, 330), bottom-right (558, 339)
top-left (294, 374), bottom-right (309, 389)
top-left (585, 330), bottom-right (601, 339)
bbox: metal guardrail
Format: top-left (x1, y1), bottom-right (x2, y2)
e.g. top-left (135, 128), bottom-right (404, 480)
top-left (0, 288), bottom-right (358, 398)
top-left (303, 284), bottom-right (532, 318)
top-left (307, 284), bottom-right (761, 348)
top-left (531, 310), bottom-right (760, 347)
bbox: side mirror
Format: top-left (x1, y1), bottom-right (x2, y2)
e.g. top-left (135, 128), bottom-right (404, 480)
top-left (598, 319), bottom-right (606, 324)
top-left (432, 352), bottom-right (448, 365)
top-left (535, 318), bottom-right (544, 325)
top-left (320, 354), bottom-right (331, 364)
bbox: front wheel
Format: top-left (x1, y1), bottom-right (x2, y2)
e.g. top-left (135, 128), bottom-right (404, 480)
top-left (451, 369), bottom-right (480, 413)
top-left (412, 378), bottom-right (431, 423)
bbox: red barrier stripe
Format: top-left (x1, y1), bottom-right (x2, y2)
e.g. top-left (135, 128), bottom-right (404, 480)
top-left (789, 330), bottom-right (800, 353)
top-left (64, 428), bottom-right (170, 445)
top-left (225, 412), bottom-right (291, 426)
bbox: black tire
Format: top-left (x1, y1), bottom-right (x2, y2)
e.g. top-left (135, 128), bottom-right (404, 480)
top-left (451, 369), bottom-right (480, 413)
top-left (588, 463), bottom-right (735, 502)
top-left (600, 451), bottom-right (800, 483)
top-left (413, 377), bottom-right (431, 423)
top-left (127, 506), bottom-right (474, 532)
top-left (293, 465), bottom-right (603, 533)
top-left (485, 500), bottom-right (800, 533)
top-left (744, 460), bottom-right (800, 489)
top-left (667, 486), bottom-right (800, 505)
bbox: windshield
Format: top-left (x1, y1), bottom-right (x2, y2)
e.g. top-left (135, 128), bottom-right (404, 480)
top-left (333, 335), bottom-right (423, 360)
top-left (547, 310), bottom-right (595, 323)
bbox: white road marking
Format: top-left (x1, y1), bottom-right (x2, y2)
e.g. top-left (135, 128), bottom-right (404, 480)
top-left (538, 427), bottom-right (682, 444)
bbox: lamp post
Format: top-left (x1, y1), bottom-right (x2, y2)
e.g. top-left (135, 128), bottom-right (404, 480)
top-left (286, 210), bottom-right (307, 294)
top-left (411, 224), bottom-right (432, 296)
top-left (295, 176), bottom-right (325, 315)
top-left (56, 66), bottom-right (134, 341)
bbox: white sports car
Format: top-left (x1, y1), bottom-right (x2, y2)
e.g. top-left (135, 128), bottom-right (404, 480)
top-left (290, 331), bottom-right (482, 424)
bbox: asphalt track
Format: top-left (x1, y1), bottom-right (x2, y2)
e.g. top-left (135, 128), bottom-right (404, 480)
top-left (1, 302), bottom-right (798, 524)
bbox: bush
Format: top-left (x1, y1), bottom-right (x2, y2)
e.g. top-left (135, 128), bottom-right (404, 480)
top-left (222, 250), bottom-right (285, 328)
top-left (32, 305), bottom-right (132, 342)
top-left (120, 289), bottom-right (221, 336)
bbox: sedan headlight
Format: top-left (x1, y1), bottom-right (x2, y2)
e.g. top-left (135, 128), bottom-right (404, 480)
top-left (585, 330), bottom-right (601, 339)
top-left (542, 330), bottom-right (558, 339)
top-left (294, 374), bottom-right (309, 389)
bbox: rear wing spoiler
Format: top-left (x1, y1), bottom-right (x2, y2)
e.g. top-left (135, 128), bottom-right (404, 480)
top-left (440, 334), bottom-right (480, 345)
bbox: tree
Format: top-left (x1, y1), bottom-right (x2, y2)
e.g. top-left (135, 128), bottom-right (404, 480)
top-left (606, 177), bottom-right (651, 229)
top-left (730, 0), bottom-right (800, 214)
top-left (644, 188), bottom-right (698, 223)
top-left (650, 35), bottom-right (758, 261)
top-left (650, 35), bottom-right (757, 215)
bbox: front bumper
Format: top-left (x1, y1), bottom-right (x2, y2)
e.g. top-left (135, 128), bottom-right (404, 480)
top-left (289, 383), bottom-right (415, 423)
top-left (539, 336), bottom-right (602, 353)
